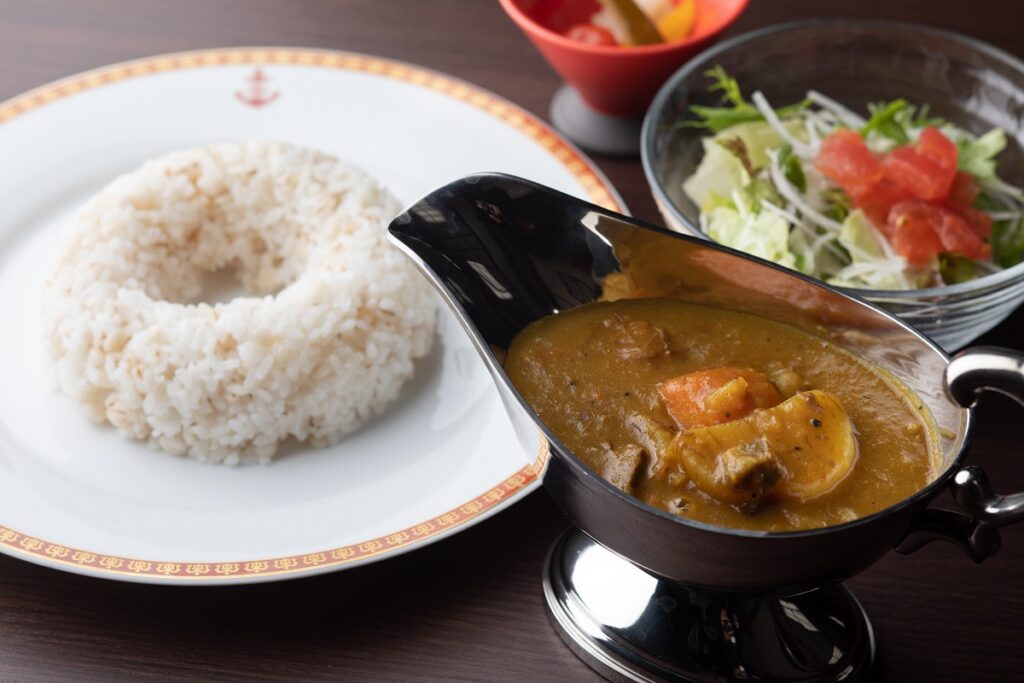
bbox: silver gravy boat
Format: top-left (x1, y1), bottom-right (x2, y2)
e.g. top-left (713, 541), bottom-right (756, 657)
top-left (388, 173), bottom-right (1024, 683)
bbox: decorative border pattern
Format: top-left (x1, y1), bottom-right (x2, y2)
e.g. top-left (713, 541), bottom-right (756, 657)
top-left (0, 47), bottom-right (613, 580)
top-left (0, 48), bottom-right (622, 212)
top-left (0, 442), bottom-right (548, 581)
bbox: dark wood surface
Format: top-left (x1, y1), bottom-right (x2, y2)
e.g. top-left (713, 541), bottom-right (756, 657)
top-left (1, 1), bottom-right (1022, 681)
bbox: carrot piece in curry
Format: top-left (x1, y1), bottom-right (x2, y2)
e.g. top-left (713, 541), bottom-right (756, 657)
top-left (658, 367), bottom-right (783, 429)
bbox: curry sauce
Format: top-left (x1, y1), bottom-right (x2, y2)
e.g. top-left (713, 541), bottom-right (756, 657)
top-left (504, 298), bottom-right (936, 532)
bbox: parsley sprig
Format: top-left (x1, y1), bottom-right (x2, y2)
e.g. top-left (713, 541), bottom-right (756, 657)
top-left (681, 66), bottom-right (811, 133)
top-left (859, 99), bottom-right (944, 144)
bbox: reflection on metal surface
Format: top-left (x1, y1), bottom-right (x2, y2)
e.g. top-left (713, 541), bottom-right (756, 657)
top-left (574, 543), bottom-right (659, 629)
top-left (544, 529), bottom-right (875, 682)
top-left (467, 261), bottom-right (514, 299)
top-left (946, 346), bottom-right (1024, 409)
top-left (778, 600), bottom-right (820, 632)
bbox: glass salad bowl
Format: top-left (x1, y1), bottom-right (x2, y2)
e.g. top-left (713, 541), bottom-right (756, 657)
top-left (641, 20), bottom-right (1024, 351)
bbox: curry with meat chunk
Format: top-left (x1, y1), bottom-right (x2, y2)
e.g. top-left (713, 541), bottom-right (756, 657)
top-left (504, 298), bottom-right (937, 531)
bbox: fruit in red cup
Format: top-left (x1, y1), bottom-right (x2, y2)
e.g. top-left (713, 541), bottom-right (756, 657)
top-left (500, 0), bottom-right (749, 117)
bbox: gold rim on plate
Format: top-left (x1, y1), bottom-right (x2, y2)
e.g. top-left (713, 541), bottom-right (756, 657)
top-left (0, 47), bottom-right (623, 581)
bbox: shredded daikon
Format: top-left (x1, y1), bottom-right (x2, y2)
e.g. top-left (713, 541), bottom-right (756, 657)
top-left (767, 149), bottom-right (843, 233)
top-left (982, 177), bottom-right (1024, 204)
top-left (988, 211), bottom-right (1023, 221)
top-left (762, 199), bottom-right (846, 262)
top-left (807, 90), bottom-right (866, 128)
top-left (751, 91), bottom-right (815, 158)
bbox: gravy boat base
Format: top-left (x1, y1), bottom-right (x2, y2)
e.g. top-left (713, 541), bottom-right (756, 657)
top-left (544, 529), bottom-right (874, 683)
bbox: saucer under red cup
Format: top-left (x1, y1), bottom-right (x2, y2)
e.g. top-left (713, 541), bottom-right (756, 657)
top-left (500, 0), bottom-right (748, 155)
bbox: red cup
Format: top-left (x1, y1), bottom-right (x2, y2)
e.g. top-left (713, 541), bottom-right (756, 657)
top-left (500, 0), bottom-right (749, 118)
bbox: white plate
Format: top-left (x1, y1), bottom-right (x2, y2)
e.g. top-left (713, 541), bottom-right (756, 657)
top-left (0, 48), bottom-right (624, 584)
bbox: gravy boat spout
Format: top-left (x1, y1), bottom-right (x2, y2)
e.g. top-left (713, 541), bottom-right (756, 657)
top-left (387, 173), bottom-right (984, 595)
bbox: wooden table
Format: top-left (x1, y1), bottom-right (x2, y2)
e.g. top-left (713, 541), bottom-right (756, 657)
top-left (1, 1), bottom-right (1022, 680)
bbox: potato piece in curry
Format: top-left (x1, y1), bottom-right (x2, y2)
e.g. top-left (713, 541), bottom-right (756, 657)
top-left (504, 298), bottom-right (936, 532)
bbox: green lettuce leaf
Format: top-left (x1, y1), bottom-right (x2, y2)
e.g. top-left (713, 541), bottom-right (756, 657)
top-left (682, 138), bottom-right (750, 212)
top-left (957, 128), bottom-right (1007, 179)
top-left (716, 120), bottom-right (798, 168)
top-left (860, 99), bottom-right (944, 146)
top-left (705, 206), bottom-right (796, 269)
top-left (976, 191), bottom-right (1024, 267)
top-left (744, 177), bottom-right (781, 208)
top-left (992, 215), bottom-right (1024, 267)
top-left (778, 145), bottom-right (806, 193)
top-left (682, 121), bottom-right (802, 212)
top-left (839, 210), bottom-right (885, 259)
top-left (828, 210), bottom-right (913, 290)
top-left (681, 66), bottom-right (811, 133)
top-left (861, 99), bottom-right (912, 145)
top-left (939, 254), bottom-right (977, 284)
top-left (822, 188), bottom-right (851, 223)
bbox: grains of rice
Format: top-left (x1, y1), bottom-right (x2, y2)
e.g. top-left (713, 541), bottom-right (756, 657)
top-left (42, 142), bottom-right (436, 464)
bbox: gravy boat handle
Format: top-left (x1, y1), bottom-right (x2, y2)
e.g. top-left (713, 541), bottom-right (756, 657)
top-left (896, 346), bottom-right (1024, 562)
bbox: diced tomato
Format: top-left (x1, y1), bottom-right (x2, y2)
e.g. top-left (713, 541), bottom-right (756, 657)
top-left (658, 367), bottom-right (782, 430)
top-left (950, 205), bottom-right (993, 239)
top-left (880, 128), bottom-right (958, 201)
top-left (850, 179), bottom-right (914, 231)
top-left (931, 213), bottom-right (987, 259)
top-left (814, 125), bottom-right (991, 266)
top-left (947, 171), bottom-right (981, 208)
top-left (564, 23), bottom-right (617, 46)
top-left (814, 129), bottom-right (883, 195)
top-left (944, 172), bottom-right (990, 238)
top-left (888, 200), bottom-right (989, 265)
top-left (886, 202), bottom-right (945, 265)
top-left (880, 147), bottom-right (954, 200)
top-left (917, 127), bottom-right (958, 169)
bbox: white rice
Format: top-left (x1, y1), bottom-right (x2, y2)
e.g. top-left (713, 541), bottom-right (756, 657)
top-left (42, 142), bottom-right (436, 464)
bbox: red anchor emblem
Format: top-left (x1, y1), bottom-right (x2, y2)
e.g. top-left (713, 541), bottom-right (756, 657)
top-left (235, 68), bottom-right (279, 108)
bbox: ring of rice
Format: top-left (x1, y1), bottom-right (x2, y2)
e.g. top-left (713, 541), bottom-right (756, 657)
top-left (42, 142), bottom-right (436, 464)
